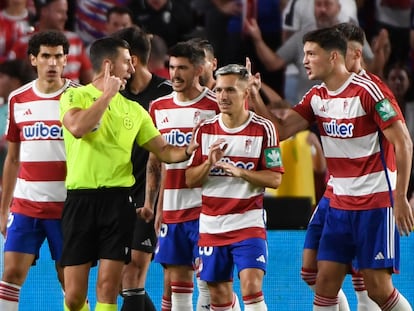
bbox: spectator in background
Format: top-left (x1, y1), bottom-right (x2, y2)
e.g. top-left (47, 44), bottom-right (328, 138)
top-left (373, 0), bottom-right (411, 66)
top-left (281, 0), bottom-right (358, 41)
top-left (105, 6), bottom-right (134, 36)
top-left (128, 0), bottom-right (196, 48)
top-left (244, 0), bottom-right (385, 104)
top-left (9, 0), bottom-right (93, 84)
top-left (0, 0), bottom-right (35, 36)
top-left (74, 0), bottom-right (130, 46)
top-left (0, 59), bottom-right (36, 196)
top-left (384, 61), bottom-right (414, 146)
top-left (148, 34), bottom-right (169, 79)
top-left (0, 13), bottom-right (21, 63)
top-left (281, 0), bottom-right (358, 104)
top-left (226, 0), bottom-right (285, 96)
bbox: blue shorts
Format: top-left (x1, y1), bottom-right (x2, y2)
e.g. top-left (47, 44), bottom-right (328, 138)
top-left (154, 220), bottom-right (199, 267)
top-left (317, 206), bottom-right (400, 271)
top-left (4, 213), bottom-right (63, 262)
top-left (198, 238), bottom-right (268, 283)
top-left (303, 196), bottom-right (329, 250)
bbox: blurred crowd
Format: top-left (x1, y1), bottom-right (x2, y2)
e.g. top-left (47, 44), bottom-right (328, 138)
top-left (1, 0), bottom-right (414, 193)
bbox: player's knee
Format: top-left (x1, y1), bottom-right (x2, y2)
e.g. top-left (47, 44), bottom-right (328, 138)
top-left (64, 295), bottom-right (86, 311)
top-left (2, 266), bottom-right (27, 285)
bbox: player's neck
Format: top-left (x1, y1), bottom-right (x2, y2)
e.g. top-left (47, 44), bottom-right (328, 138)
top-left (4, 5), bottom-right (27, 17)
top-left (176, 85), bottom-right (204, 102)
top-left (35, 78), bottom-right (65, 94)
top-left (324, 67), bottom-right (352, 91)
top-left (221, 109), bottom-right (250, 129)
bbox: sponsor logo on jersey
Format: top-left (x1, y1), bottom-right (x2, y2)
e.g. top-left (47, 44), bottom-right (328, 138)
top-left (375, 99), bottom-right (397, 121)
top-left (264, 147), bottom-right (282, 168)
top-left (322, 119), bottom-right (354, 138)
top-left (163, 129), bottom-right (192, 146)
top-left (210, 157), bottom-right (255, 175)
top-left (23, 122), bottom-right (63, 140)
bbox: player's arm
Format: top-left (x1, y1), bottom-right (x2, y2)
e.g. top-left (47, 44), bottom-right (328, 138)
top-left (382, 120), bottom-right (414, 236)
top-left (215, 160), bottom-right (282, 189)
top-left (142, 135), bottom-right (193, 164)
top-left (62, 94), bottom-right (112, 138)
top-left (154, 164), bottom-right (166, 234)
top-left (138, 152), bottom-right (162, 223)
top-left (243, 18), bottom-right (286, 71)
top-left (249, 88), bottom-right (309, 141)
top-left (62, 63), bottom-right (121, 138)
top-left (0, 142), bottom-right (20, 237)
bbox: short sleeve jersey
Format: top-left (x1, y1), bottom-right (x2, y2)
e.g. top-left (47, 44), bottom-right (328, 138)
top-left (188, 111), bottom-right (284, 246)
top-left (60, 84), bottom-right (160, 189)
top-left (293, 73), bottom-right (404, 210)
top-left (6, 79), bottom-right (77, 219)
top-left (149, 88), bottom-right (219, 223)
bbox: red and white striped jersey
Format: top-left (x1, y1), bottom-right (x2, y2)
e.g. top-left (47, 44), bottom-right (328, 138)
top-left (188, 111), bottom-right (284, 246)
top-left (6, 79), bottom-right (78, 219)
top-left (0, 14), bottom-right (21, 63)
top-left (294, 72), bottom-right (404, 210)
top-left (0, 8), bottom-right (33, 37)
top-left (149, 88), bottom-right (219, 224)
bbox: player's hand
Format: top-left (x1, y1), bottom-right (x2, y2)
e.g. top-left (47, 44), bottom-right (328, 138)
top-left (154, 211), bottom-right (163, 236)
top-left (103, 62), bottom-right (122, 98)
top-left (208, 138), bottom-right (227, 165)
top-left (136, 205), bottom-right (154, 223)
top-left (215, 161), bottom-right (242, 177)
top-left (394, 196), bottom-right (414, 236)
top-left (0, 209), bottom-right (8, 238)
top-left (186, 121), bottom-right (204, 155)
top-left (243, 18), bottom-right (263, 43)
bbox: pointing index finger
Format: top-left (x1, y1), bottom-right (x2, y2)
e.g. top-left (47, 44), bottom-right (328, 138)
top-left (104, 62), bottom-right (111, 77)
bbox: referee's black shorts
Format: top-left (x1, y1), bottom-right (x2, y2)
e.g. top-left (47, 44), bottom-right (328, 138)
top-left (60, 188), bottom-right (136, 267)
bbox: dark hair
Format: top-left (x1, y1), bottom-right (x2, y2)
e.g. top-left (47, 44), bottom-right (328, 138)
top-left (111, 26), bottom-right (151, 65)
top-left (89, 37), bottom-right (130, 71)
top-left (303, 27), bottom-right (347, 58)
top-left (27, 30), bottom-right (69, 56)
top-left (34, 0), bottom-right (58, 11)
top-left (0, 59), bottom-right (36, 84)
top-left (168, 41), bottom-right (205, 66)
top-left (187, 37), bottom-right (215, 58)
top-left (106, 6), bottom-right (134, 22)
top-left (384, 61), bottom-right (412, 82)
top-left (335, 22), bottom-right (365, 45)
